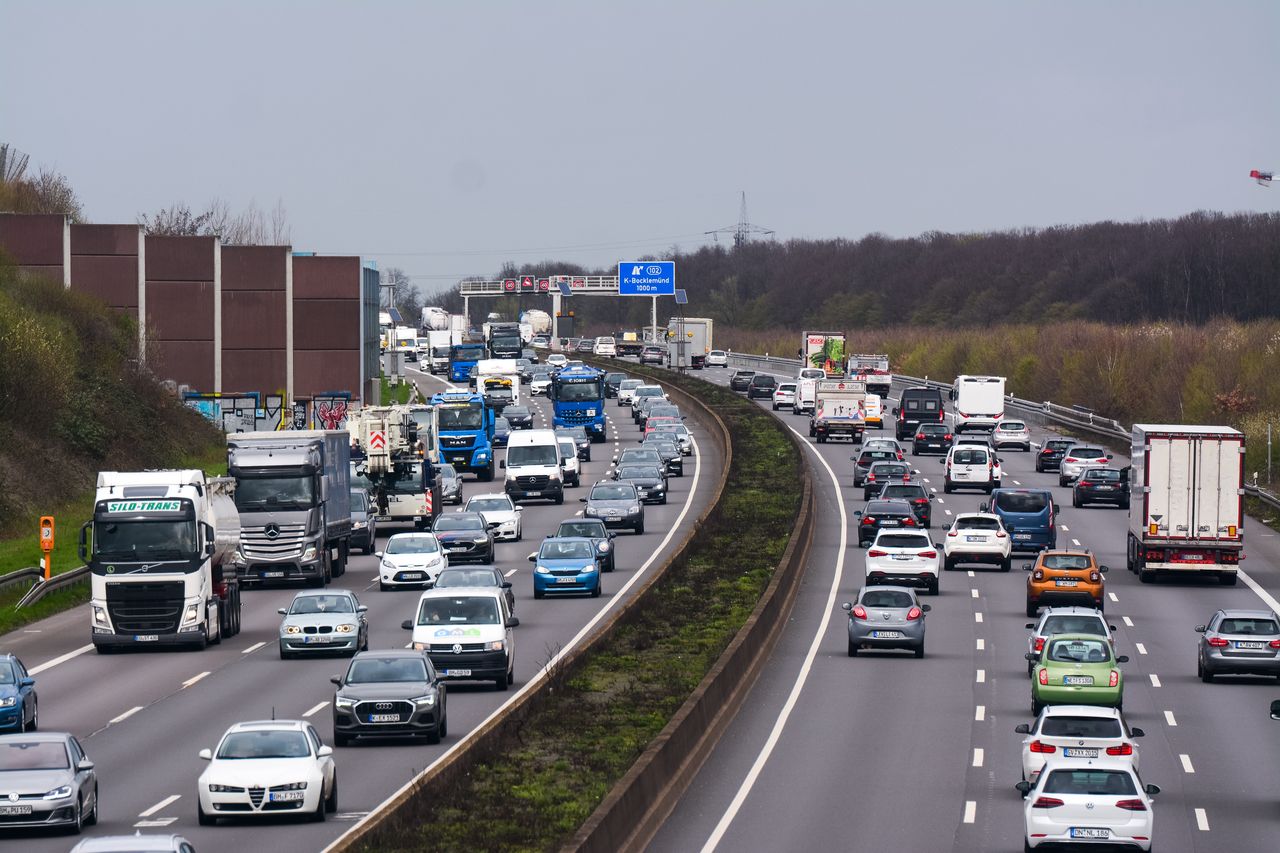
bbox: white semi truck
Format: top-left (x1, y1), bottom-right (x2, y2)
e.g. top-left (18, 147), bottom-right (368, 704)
top-left (81, 470), bottom-right (242, 652)
top-left (1127, 424), bottom-right (1245, 585)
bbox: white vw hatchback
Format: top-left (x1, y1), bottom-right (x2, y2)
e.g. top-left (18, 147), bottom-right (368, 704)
top-left (197, 720), bottom-right (336, 825)
top-left (1019, 758), bottom-right (1158, 851)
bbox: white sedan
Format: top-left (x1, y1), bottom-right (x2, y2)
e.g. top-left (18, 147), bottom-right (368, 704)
top-left (705, 350), bottom-right (729, 367)
top-left (377, 532), bottom-right (447, 590)
top-left (198, 720), bottom-right (336, 825)
top-left (865, 529), bottom-right (941, 595)
top-left (1016, 705), bottom-right (1143, 784)
top-left (942, 513), bottom-right (1011, 571)
top-left (1020, 757), bottom-right (1158, 851)
top-left (463, 493), bottom-right (523, 541)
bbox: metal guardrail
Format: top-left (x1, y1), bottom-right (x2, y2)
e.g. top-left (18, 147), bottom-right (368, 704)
top-left (0, 567), bottom-right (41, 594)
top-left (15, 566), bottom-right (90, 609)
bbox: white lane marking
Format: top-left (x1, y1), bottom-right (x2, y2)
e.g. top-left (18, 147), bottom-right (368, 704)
top-left (935, 497), bottom-right (944, 504)
top-left (698, 424), bottom-right (847, 853)
top-left (970, 588), bottom-right (979, 598)
top-left (504, 568), bottom-right (518, 577)
top-left (1165, 710), bottom-right (1178, 727)
top-left (110, 705), bottom-right (144, 724)
top-left (976, 669), bottom-right (986, 683)
top-left (241, 641), bottom-right (266, 654)
top-left (966, 570), bottom-right (974, 577)
top-left (1122, 616), bottom-right (1134, 627)
top-left (922, 478), bottom-right (931, 484)
top-left (1237, 568), bottom-right (1280, 617)
top-left (974, 612), bottom-right (984, 623)
top-left (1195, 808), bottom-right (1209, 831)
top-left (1071, 538), bottom-right (1081, 547)
top-left (303, 701), bottom-right (329, 717)
top-left (29, 643), bottom-right (94, 675)
top-left (1149, 674), bottom-right (1161, 687)
top-left (1180, 754), bottom-right (1196, 774)
top-left (182, 671), bottom-right (210, 688)
top-left (963, 801), bottom-right (976, 823)
top-left (1135, 643), bottom-right (1148, 655)
top-left (972, 748), bottom-right (984, 767)
top-left (139, 794), bottom-right (181, 817)
top-left (975, 705), bottom-right (985, 721)
top-left (1060, 524), bottom-right (1069, 532)
top-left (976, 638), bottom-right (985, 650)
top-left (945, 509), bottom-right (953, 516)
top-left (1108, 592), bottom-right (1119, 603)
top-left (930, 488), bottom-right (938, 495)
top-left (135, 818), bottom-right (178, 827)
top-left (1012, 480), bottom-right (1022, 486)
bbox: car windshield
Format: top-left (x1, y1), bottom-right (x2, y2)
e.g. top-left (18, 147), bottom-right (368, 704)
top-left (591, 485), bottom-right (634, 501)
top-left (234, 475), bottom-right (316, 509)
top-left (620, 380), bottom-right (643, 390)
top-left (1219, 618), bottom-right (1280, 634)
top-left (866, 501), bottom-right (909, 516)
top-left (440, 464), bottom-right (458, 479)
top-left (877, 534), bottom-right (931, 549)
top-left (92, 518), bottom-right (198, 561)
top-left (920, 425), bottom-right (948, 435)
top-left (1042, 769), bottom-right (1136, 796)
top-left (346, 657), bottom-right (430, 683)
top-left (952, 449), bottom-right (989, 465)
top-left (435, 569), bottom-right (498, 588)
top-left (1042, 554), bottom-right (1091, 570)
top-left (508, 445), bottom-right (559, 466)
top-left (416, 596), bottom-right (500, 625)
top-left (860, 590), bottom-right (914, 609)
top-left (735, 372), bottom-right (756, 378)
top-left (957, 516), bottom-right (1001, 530)
top-left (1048, 638), bottom-right (1111, 663)
top-left (505, 408), bottom-right (530, 419)
top-left (469, 498), bottom-right (513, 513)
top-left (557, 381), bottom-right (602, 402)
top-left (541, 540), bottom-right (594, 559)
top-left (1040, 716), bottom-right (1123, 739)
top-left (620, 451), bottom-right (661, 464)
top-left (619, 466), bottom-right (660, 479)
top-left (1085, 469), bottom-right (1123, 482)
top-left (434, 516), bottom-right (484, 532)
top-left (350, 491), bottom-right (368, 512)
top-left (289, 595), bottom-right (354, 615)
top-left (994, 492), bottom-right (1050, 513)
top-left (1070, 447), bottom-right (1106, 459)
top-left (494, 418), bottom-right (511, 431)
top-left (635, 387), bottom-right (664, 398)
top-left (778, 384), bottom-right (797, 392)
top-left (437, 403), bottom-right (485, 431)
top-left (1047, 440), bottom-right (1074, 450)
top-left (0, 741), bottom-right (68, 770)
top-left (1042, 615), bottom-right (1106, 635)
top-left (386, 536), bottom-right (440, 554)
top-left (217, 730), bottom-right (311, 760)
top-left (558, 522), bottom-right (606, 538)
top-left (0, 664), bottom-right (14, 685)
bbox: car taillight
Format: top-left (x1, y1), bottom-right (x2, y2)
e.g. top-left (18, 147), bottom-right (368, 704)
top-left (916, 433), bottom-right (926, 440)
top-left (958, 411), bottom-right (969, 418)
top-left (1207, 637), bottom-right (1229, 647)
top-left (1033, 569), bottom-right (1044, 581)
top-left (1270, 639), bottom-right (1280, 649)
top-left (906, 606), bottom-right (923, 621)
top-left (1038, 669), bottom-right (1048, 685)
top-left (862, 517), bottom-right (875, 525)
top-left (867, 474), bottom-right (876, 482)
top-left (903, 517), bottom-right (917, 526)
top-left (947, 530), bottom-right (958, 537)
top-left (1115, 799), bottom-right (1147, 812)
top-left (902, 471), bottom-right (911, 480)
top-left (1029, 740), bottom-right (1056, 754)
top-left (1089, 571), bottom-right (1100, 583)
top-left (918, 550), bottom-right (937, 558)
top-left (1040, 448), bottom-right (1052, 455)
top-left (1031, 796), bottom-right (1064, 809)
top-left (1064, 457), bottom-right (1078, 463)
top-left (943, 433), bottom-right (952, 440)
top-left (996, 530), bottom-right (1007, 538)
top-left (914, 498), bottom-right (928, 505)
top-left (937, 410), bottom-right (944, 421)
top-left (1033, 637), bottom-right (1045, 652)
top-left (868, 549), bottom-right (888, 557)
top-left (1144, 549), bottom-right (1166, 561)
top-left (1109, 670), bottom-right (1120, 687)
top-left (852, 605), bottom-right (868, 619)
top-left (1106, 743), bottom-right (1134, 756)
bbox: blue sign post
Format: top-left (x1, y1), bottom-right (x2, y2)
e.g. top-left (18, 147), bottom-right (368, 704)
top-left (618, 261), bottom-right (675, 296)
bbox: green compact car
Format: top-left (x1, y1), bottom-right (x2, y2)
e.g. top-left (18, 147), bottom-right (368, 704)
top-left (1027, 634), bottom-right (1129, 715)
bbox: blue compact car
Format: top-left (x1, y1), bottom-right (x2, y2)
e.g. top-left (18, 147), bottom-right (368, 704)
top-left (529, 537), bottom-right (602, 598)
top-left (0, 654), bottom-right (37, 732)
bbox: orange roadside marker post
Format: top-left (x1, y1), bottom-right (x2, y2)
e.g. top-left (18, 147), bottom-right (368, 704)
top-left (39, 516), bottom-right (55, 580)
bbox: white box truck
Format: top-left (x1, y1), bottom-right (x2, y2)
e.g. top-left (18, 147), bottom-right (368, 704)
top-left (426, 329), bottom-right (453, 375)
top-left (1127, 424), bottom-right (1245, 585)
top-left (811, 379), bottom-right (867, 443)
top-left (951, 375), bottom-right (1006, 432)
top-left (666, 317), bottom-right (713, 369)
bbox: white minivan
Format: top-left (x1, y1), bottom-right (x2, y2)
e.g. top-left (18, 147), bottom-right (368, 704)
top-left (503, 429), bottom-right (565, 504)
top-left (594, 336), bottom-right (618, 357)
top-left (404, 587), bottom-right (518, 689)
top-left (943, 444), bottom-right (1000, 494)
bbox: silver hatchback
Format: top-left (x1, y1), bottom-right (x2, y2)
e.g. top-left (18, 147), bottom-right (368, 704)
top-left (1058, 444), bottom-right (1112, 486)
top-left (1196, 609), bottom-right (1280, 681)
top-left (0, 732), bottom-right (98, 831)
top-left (842, 585), bottom-right (930, 658)
top-left (993, 420), bottom-right (1032, 451)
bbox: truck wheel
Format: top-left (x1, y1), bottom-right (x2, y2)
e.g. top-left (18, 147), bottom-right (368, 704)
top-left (209, 603), bottom-right (222, 646)
top-left (554, 492), bottom-right (564, 505)
top-left (1220, 572), bottom-right (1238, 586)
top-left (1139, 568), bottom-right (1155, 584)
top-left (478, 461), bottom-right (494, 483)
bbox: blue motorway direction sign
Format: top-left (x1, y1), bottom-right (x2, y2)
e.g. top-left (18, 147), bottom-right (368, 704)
top-left (618, 261), bottom-right (675, 296)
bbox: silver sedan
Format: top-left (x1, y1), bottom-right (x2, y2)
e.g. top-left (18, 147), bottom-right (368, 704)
top-left (278, 590), bottom-right (369, 659)
top-left (0, 732), bottom-right (99, 831)
top-left (1196, 609), bottom-right (1280, 681)
top-left (842, 585), bottom-right (930, 658)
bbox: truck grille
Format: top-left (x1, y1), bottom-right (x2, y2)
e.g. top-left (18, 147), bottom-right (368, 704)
top-left (441, 436), bottom-right (474, 448)
top-left (241, 523), bottom-right (307, 559)
top-left (105, 581), bottom-right (184, 633)
top-left (516, 475), bottom-right (550, 489)
top-left (560, 410), bottom-right (597, 425)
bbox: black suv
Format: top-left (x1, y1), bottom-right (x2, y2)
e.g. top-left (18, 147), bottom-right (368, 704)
top-left (855, 499), bottom-right (921, 547)
top-left (331, 650), bottom-right (446, 746)
top-left (912, 423), bottom-right (952, 455)
top-left (876, 482), bottom-right (933, 527)
top-left (1034, 438), bottom-right (1075, 473)
top-left (747, 374), bottom-right (778, 399)
top-left (1073, 467), bottom-right (1129, 509)
top-left (894, 388), bottom-right (945, 440)
top-left (729, 370), bottom-right (757, 392)
top-left (603, 373), bottom-right (627, 398)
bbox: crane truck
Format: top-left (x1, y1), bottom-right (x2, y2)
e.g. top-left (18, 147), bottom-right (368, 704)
top-left (351, 406), bottom-right (443, 530)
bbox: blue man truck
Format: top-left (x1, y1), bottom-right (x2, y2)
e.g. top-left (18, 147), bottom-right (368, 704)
top-left (450, 342), bottom-right (487, 384)
top-left (550, 365), bottom-right (607, 442)
top-left (431, 390), bottom-right (496, 481)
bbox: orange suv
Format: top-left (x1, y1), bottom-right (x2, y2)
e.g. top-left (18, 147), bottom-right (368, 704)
top-left (1024, 550), bottom-right (1109, 617)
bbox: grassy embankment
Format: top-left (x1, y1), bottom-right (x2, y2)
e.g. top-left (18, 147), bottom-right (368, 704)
top-left (356, 364), bottom-right (803, 852)
top-left (0, 260), bottom-right (225, 634)
top-left (380, 375), bottom-right (414, 405)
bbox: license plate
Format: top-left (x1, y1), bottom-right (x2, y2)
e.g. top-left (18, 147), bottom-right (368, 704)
top-left (400, 572), bottom-right (425, 580)
top-left (1064, 747), bottom-right (1099, 757)
top-left (303, 635), bottom-right (333, 644)
top-left (1070, 828), bottom-right (1111, 839)
top-left (264, 571), bottom-right (285, 578)
top-left (135, 634), bottom-right (159, 642)
top-left (556, 577), bottom-right (576, 584)
top-left (448, 546), bottom-right (466, 551)
top-left (445, 668), bottom-right (472, 677)
top-left (880, 520), bottom-right (899, 527)
top-left (891, 554), bottom-right (913, 561)
top-left (871, 630), bottom-right (903, 639)
top-left (367, 713), bottom-right (399, 723)
top-left (1235, 641), bottom-right (1265, 649)
top-left (374, 515), bottom-right (393, 522)
top-left (1064, 675), bottom-right (1094, 685)
top-left (526, 491), bottom-right (542, 497)
top-left (0, 805), bottom-right (32, 816)
top-left (1095, 485), bottom-right (1115, 491)
top-left (269, 791), bottom-right (305, 802)
top-left (965, 535), bottom-right (985, 542)
top-left (1054, 579), bottom-right (1079, 587)
top-left (1014, 533), bottom-right (1031, 540)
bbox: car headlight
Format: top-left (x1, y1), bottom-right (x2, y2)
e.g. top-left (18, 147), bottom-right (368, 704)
top-left (412, 692), bottom-right (438, 706)
top-left (284, 624), bottom-right (302, 635)
top-left (381, 560), bottom-right (397, 572)
top-left (43, 785), bottom-right (72, 800)
top-left (181, 603), bottom-right (201, 627)
top-left (335, 624), bottom-right (356, 634)
top-left (412, 641), bottom-right (427, 650)
top-left (628, 505), bottom-right (641, 514)
top-left (536, 565), bottom-right (551, 574)
top-left (474, 537), bottom-right (490, 544)
top-left (0, 697), bottom-right (15, 708)
top-left (477, 452), bottom-right (488, 461)
top-left (486, 640), bottom-right (505, 651)
top-left (230, 549), bottom-right (245, 564)
top-left (207, 783), bottom-right (245, 793)
top-left (275, 781), bottom-right (308, 791)
top-left (92, 605), bottom-right (111, 629)
top-left (353, 521), bottom-right (367, 529)
top-left (302, 545), bottom-right (319, 561)
top-left (334, 696), bottom-right (355, 709)
top-left (599, 542), bottom-right (611, 553)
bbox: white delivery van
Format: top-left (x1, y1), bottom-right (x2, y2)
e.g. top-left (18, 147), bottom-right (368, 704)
top-left (594, 337), bottom-right (618, 357)
top-left (503, 429), bottom-right (565, 504)
top-left (952, 375), bottom-right (1006, 433)
top-left (405, 587), bottom-right (517, 689)
top-left (864, 393), bottom-right (883, 429)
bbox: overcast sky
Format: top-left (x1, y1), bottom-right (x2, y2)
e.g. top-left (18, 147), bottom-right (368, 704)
top-left (4, 1), bottom-right (1277, 296)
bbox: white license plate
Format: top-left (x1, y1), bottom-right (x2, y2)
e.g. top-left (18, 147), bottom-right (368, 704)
top-left (303, 635), bottom-right (333, 644)
top-left (556, 577), bottom-right (577, 584)
top-left (1064, 675), bottom-right (1094, 685)
top-left (264, 571), bottom-right (285, 578)
top-left (1094, 485), bottom-right (1115, 490)
top-left (1070, 828), bottom-right (1111, 839)
top-left (1014, 533), bottom-right (1031, 540)
top-left (965, 536), bottom-right (985, 542)
top-left (1235, 641), bottom-right (1265, 649)
top-left (526, 491), bottom-right (542, 497)
top-left (374, 515), bottom-right (393, 522)
top-left (135, 634), bottom-right (159, 642)
top-left (1054, 579), bottom-right (1079, 587)
top-left (871, 630), bottom-right (903, 639)
top-left (0, 805), bottom-right (33, 816)
top-left (1064, 747), bottom-right (1099, 757)
top-left (891, 554), bottom-right (913, 561)
top-left (367, 713), bottom-right (400, 723)
top-left (880, 520), bottom-right (899, 527)
top-left (269, 791), bottom-right (305, 802)
top-left (448, 546), bottom-right (466, 551)
top-left (400, 573), bottom-right (425, 580)
top-left (445, 668), bottom-right (471, 677)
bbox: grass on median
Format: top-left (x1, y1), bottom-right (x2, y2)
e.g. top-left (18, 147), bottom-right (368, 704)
top-left (381, 375), bottom-right (414, 405)
top-left (356, 363), bottom-right (803, 852)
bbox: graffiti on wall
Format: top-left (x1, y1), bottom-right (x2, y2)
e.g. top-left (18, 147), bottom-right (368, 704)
top-left (184, 391), bottom-right (354, 433)
top-left (314, 394), bottom-right (351, 430)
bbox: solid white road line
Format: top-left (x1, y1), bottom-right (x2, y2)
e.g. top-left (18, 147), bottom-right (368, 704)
top-left (1237, 568), bottom-right (1280, 617)
top-left (975, 705), bottom-right (986, 721)
top-left (241, 641), bottom-right (266, 654)
top-left (1180, 754), bottom-right (1196, 773)
top-left (972, 748), bottom-right (984, 767)
top-left (29, 643), bottom-right (94, 675)
top-left (1122, 616), bottom-right (1134, 627)
top-left (303, 701), bottom-right (328, 718)
top-left (182, 671), bottom-right (210, 688)
top-left (1165, 710), bottom-right (1178, 727)
top-left (699, 423), bottom-right (848, 853)
top-left (963, 801), bottom-right (976, 824)
top-left (1149, 674), bottom-right (1161, 687)
top-left (139, 794), bottom-right (181, 817)
top-left (110, 706), bottom-right (144, 724)
top-left (1194, 808), bottom-right (1209, 831)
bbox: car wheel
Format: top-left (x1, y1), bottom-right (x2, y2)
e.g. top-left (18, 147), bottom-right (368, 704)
top-left (636, 521), bottom-right (645, 535)
top-left (379, 581), bottom-right (389, 591)
top-left (554, 492), bottom-right (564, 505)
top-left (1072, 494), bottom-right (1080, 508)
top-left (928, 579), bottom-right (939, 596)
top-left (592, 579), bottom-right (602, 598)
top-left (438, 712), bottom-right (448, 739)
top-left (534, 588), bottom-right (544, 600)
top-left (942, 558), bottom-right (953, 572)
top-left (1058, 476), bottom-right (1067, 488)
top-left (26, 699), bottom-right (37, 732)
top-left (1001, 558), bottom-right (1012, 572)
top-left (943, 481), bottom-right (953, 494)
top-left (68, 797), bottom-right (84, 834)
top-left (1032, 699), bottom-right (1044, 716)
top-left (311, 791), bottom-right (326, 822)
top-left (326, 773), bottom-right (338, 813)
top-left (848, 639), bottom-right (857, 657)
top-left (483, 549), bottom-right (494, 566)
top-left (427, 723), bottom-right (442, 745)
top-left (1035, 462), bottom-right (1043, 472)
top-left (914, 646), bottom-right (925, 659)
top-left (280, 648), bottom-right (292, 660)
top-left (1026, 602), bottom-right (1038, 618)
top-left (495, 669), bottom-right (509, 691)
top-left (85, 787), bottom-right (98, 826)
top-left (363, 541), bottom-right (374, 556)
top-left (1201, 663), bottom-right (1214, 683)
top-left (198, 800), bottom-right (216, 826)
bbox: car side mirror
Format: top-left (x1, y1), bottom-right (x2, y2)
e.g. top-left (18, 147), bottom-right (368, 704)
top-left (939, 460), bottom-right (945, 465)
top-left (330, 675), bottom-right (342, 686)
top-left (607, 532), bottom-right (616, 539)
top-left (199, 749), bottom-right (213, 761)
top-left (1144, 784), bottom-right (1160, 796)
top-left (401, 620), bottom-right (413, 630)
top-left (579, 498), bottom-right (588, 503)
top-left (853, 510), bottom-right (863, 518)
top-left (1014, 723), bottom-right (1031, 734)
top-left (515, 506), bottom-right (524, 512)
top-left (1025, 623), bottom-right (1036, 629)
top-left (1194, 625), bottom-right (1207, 633)
top-left (1015, 781), bottom-right (1032, 795)
top-left (841, 602), bottom-right (852, 612)
top-left (374, 551), bottom-right (384, 559)
top-left (1131, 727), bottom-right (1146, 738)
top-left (1023, 563), bottom-right (1033, 571)
top-left (1116, 655), bottom-right (1130, 663)
top-left (978, 502), bottom-right (989, 512)
top-left (528, 555), bottom-right (537, 563)
top-left (76, 758), bottom-right (95, 772)
top-left (356, 605), bottom-right (368, 613)
top-left (18, 677), bottom-right (34, 689)
top-left (317, 745), bottom-right (333, 758)
top-left (920, 604), bottom-right (931, 612)
top-left (499, 460), bottom-right (506, 468)
top-left (1099, 565), bottom-right (1109, 573)
top-left (1024, 653), bottom-right (1038, 661)
top-left (277, 608), bottom-right (287, 615)
top-left (502, 581), bottom-right (512, 589)
top-left (1271, 699), bottom-right (1280, 720)
top-left (506, 617), bottom-right (520, 628)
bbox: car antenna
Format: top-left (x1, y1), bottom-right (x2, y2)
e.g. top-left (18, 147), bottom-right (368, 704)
top-left (272, 706), bottom-right (276, 720)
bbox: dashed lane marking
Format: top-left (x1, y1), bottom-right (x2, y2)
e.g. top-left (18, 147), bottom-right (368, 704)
top-left (976, 669), bottom-right (986, 683)
top-left (110, 706), bottom-right (143, 724)
top-left (1195, 808), bottom-right (1209, 831)
top-left (303, 701), bottom-right (328, 717)
top-left (241, 641), bottom-right (266, 654)
top-left (1165, 710), bottom-right (1178, 727)
top-left (1071, 538), bottom-right (1081, 546)
top-left (974, 612), bottom-right (984, 623)
top-left (139, 795), bottom-right (181, 817)
top-left (976, 638), bottom-right (985, 650)
top-left (970, 588), bottom-right (979, 598)
top-left (1135, 643), bottom-right (1147, 655)
top-left (1180, 754), bottom-right (1196, 774)
top-left (1123, 616), bottom-right (1134, 627)
top-left (975, 705), bottom-right (985, 721)
top-left (1150, 674), bottom-right (1161, 687)
top-left (972, 748), bottom-right (984, 767)
top-left (181, 671), bottom-right (210, 689)
top-left (1108, 592), bottom-right (1119, 603)
top-left (504, 568), bottom-right (518, 577)
top-left (963, 801), bottom-right (976, 823)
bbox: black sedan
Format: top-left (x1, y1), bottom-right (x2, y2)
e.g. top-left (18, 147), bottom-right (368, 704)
top-left (911, 423), bottom-right (952, 455)
top-left (614, 465), bottom-right (668, 504)
top-left (604, 373), bottom-right (627, 398)
top-left (641, 437), bottom-right (684, 476)
top-left (331, 650), bottom-right (446, 745)
top-left (855, 499), bottom-right (922, 547)
top-left (431, 512), bottom-right (495, 564)
top-left (1073, 467), bottom-right (1129, 508)
top-left (729, 370), bottom-right (757, 392)
top-left (556, 426), bottom-right (592, 461)
top-left (504, 406), bottom-right (533, 429)
top-left (1034, 438), bottom-right (1075, 472)
top-left (876, 482), bottom-right (933, 527)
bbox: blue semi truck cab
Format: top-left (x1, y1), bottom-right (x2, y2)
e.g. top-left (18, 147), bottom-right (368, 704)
top-left (449, 343), bottom-right (487, 384)
top-left (430, 391), bottom-right (496, 481)
top-left (550, 366), bottom-right (607, 442)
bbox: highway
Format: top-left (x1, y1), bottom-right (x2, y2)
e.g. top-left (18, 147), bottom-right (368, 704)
top-left (649, 363), bottom-right (1280, 853)
top-left (1, 361), bottom-right (719, 852)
